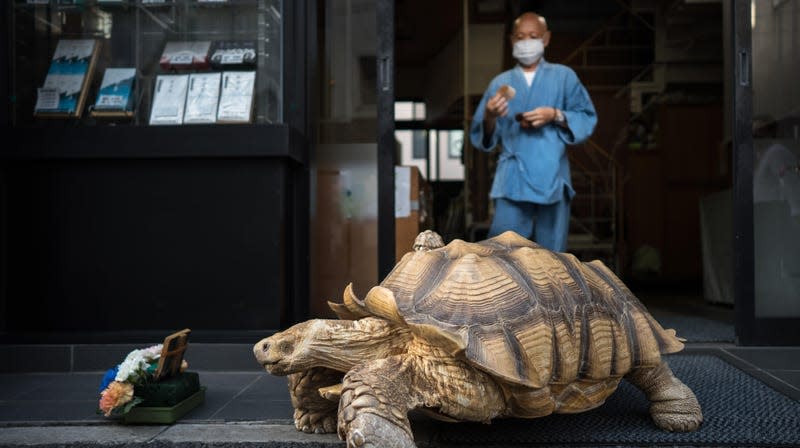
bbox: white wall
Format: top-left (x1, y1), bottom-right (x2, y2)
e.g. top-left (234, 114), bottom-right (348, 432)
top-left (395, 130), bottom-right (429, 179)
top-left (436, 130), bottom-right (465, 181)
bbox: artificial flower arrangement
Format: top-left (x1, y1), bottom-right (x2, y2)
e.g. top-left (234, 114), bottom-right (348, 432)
top-left (97, 329), bottom-right (201, 423)
top-left (98, 344), bottom-right (189, 417)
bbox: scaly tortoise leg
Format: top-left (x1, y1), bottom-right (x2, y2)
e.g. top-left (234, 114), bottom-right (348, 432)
top-left (626, 360), bottom-right (703, 432)
top-left (338, 356), bottom-right (418, 448)
top-left (288, 367), bottom-right (343, 434)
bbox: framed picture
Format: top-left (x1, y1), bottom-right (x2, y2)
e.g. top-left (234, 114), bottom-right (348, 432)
top-left (155, 328), bottom-right (191, 380)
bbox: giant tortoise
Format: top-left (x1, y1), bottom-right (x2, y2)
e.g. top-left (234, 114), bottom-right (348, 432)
top-left (254, 230), bottom-right (702, 448)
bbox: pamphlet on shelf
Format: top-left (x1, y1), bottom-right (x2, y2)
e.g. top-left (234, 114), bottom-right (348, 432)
top-left (183, 72), bottom-right (221, 124)
top-left (217, 71), bottom-right (255, 124)
top-left (160, 41), bottom-right (211, 70)
top-left (26, 0), bottom-right (51, 5)
top-left (210, 41), bottom-right (257, 69)
top-left (91, 68), bottom-right (136, 117)
top-left (149, 74), bottom-right (189, 125)
top-left (34, 39), bottom-right (98, 118)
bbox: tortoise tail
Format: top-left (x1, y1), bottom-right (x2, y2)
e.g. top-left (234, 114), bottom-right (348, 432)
top-left (642, 313), bottom-right (685, 355)
top-left (647, 313), bottom-right (686, 355)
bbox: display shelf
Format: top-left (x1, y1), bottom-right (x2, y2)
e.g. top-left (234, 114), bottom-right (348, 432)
top-left (1, 124), bottom-right (305, 162)
top-left (8, 0), bottom-right (282, 126)
top-left (1, 0), bottom-right (309, 339)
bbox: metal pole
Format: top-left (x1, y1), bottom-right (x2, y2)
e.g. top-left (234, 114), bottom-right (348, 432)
top-left (463, 0), bottom-right (470, 234)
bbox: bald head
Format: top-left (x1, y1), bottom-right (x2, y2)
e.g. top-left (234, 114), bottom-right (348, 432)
top-left (513, 12), bottom-right (547, 33)
top-left (510, 12), bottom-right (551, 47)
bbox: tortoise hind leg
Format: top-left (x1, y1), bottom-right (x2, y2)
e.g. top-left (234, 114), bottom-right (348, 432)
top-left (626, 361), bottom-right (703, 432)
top-left (338, 356), bottom-right (418, 448)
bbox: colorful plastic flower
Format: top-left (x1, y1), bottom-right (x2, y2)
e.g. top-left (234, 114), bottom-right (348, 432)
top-left (99, 381), bottom-right (134, 417)
top-left (116, 344), bottom-right (163, 383)
top-left (99, 366), bottom-right (119, 393)
top-left (97, 343), bottom-right (188, 417)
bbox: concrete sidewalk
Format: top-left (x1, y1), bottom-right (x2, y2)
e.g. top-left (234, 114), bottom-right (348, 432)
top-left (1, 345), bottom-right (798, 448)
top-left (0, 423), bottom-right (345, 448)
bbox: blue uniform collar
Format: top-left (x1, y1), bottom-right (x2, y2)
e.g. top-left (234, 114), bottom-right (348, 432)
top-left (514, 59), bottom-right (549, 77)
top-left (513, 59), bottom-right (549, 105)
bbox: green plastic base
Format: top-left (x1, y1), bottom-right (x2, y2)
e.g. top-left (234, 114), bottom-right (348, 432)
top-left (135, 371), bottom-right (201, 407)
top-left (123, 387), bottom-right (205, 424)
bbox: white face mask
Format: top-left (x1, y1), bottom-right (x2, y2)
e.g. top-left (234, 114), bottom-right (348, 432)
top-left (513, 38), bottom-right (544, 66)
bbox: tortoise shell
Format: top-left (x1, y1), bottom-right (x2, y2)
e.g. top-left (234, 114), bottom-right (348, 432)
top-left (335, 231), bottom-right (683, 393)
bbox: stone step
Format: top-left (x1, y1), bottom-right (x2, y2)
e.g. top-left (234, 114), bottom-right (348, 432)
top-left (1, 342), bottom-right (263, 373)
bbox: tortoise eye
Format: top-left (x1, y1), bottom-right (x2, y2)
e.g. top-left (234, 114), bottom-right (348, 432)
top-left (278, 341), bottom-right (293, 353)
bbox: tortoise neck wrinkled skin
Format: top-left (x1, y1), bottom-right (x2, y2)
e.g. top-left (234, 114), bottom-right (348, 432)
top-left (255, 317), bottom-right (412, 375)
top-left (308, 318), bottom-right (412, 372)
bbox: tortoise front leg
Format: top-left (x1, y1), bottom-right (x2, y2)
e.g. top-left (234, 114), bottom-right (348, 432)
top-left (338, 356), bottom-right (418, 448)
top-left (626, 360), bottom-right (703, 432)
top-left (288, 367), bottom-right (343, 434)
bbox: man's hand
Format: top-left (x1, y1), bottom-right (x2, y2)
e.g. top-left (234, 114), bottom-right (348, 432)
top-left (482, 92), bottom-right (509, 136)
top-left (519, 106), bottom-right (557, 129)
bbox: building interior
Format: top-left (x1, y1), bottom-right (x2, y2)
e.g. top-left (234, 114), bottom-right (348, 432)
top-left (312, 0), bottom-right (744, 339)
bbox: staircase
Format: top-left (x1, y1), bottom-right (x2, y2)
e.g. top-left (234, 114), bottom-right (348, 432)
top-left (561, 0), bottom-right (724, 273)
top-left (560, 2), bottom-right (657, 270)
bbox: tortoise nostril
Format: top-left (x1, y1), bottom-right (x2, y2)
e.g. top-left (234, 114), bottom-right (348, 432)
top-left (261, 342), bottom-right (270, 353)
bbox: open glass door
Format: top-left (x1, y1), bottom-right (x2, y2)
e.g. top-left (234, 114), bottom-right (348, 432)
top-left (733, 0), bottom-right (800, 345)
top-left (310, 0), bottom-right (394, 318)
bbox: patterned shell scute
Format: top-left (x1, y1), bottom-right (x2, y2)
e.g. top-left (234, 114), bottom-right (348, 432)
top-left (381, 231), bottom-right (684, 389)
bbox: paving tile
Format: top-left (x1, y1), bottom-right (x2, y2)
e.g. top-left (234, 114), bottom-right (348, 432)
top-left (240, 374), bottom-right (292, 401)
top-left (180, 388), bottom-right (235, 421)
top-left (72, 344), bottom-right (142, 372)
top-left (210, 399), bottom-right (293, 421)
top-left (0, 400), bottom-right (105, 422)
top-left (14, 373), bottom-right (103, 401)
top-left (0, 425), bottom-right (167, 445)
top-left (0, 374), bottom-right (60, 400)
top-left (0, 346), bottom-right (71, 373)
top-left (156, 423), bottom-right (340, 444)
top-left (187, 344), bottom-right (262, 371)
top-left (177, 372), bottom-right (262, 420)
top-left (197, 372), bottom-right (262, 394)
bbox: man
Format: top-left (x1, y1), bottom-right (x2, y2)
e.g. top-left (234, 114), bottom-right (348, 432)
top-left (470, 12), bottom-right (597, 252)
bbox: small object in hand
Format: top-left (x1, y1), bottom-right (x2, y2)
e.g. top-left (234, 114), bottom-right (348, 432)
top-left (515, 112), bottom-right (525, 122)
top-left (497, 84), bottom-right (516, 100)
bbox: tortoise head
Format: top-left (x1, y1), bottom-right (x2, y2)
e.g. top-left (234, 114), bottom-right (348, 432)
top-left (255, 317), bottom-right (409, 376)
top-left (253, 320), bottom-right (318, 375)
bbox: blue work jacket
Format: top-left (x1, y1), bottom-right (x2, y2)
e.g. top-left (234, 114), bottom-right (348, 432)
top-left (470, 61), bottom-right (597, 204)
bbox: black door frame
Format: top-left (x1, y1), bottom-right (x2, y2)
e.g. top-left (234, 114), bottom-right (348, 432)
top-left (377, 0), bottom-right (396, 280)
top-left (732, 0), bottom-right (800, 346)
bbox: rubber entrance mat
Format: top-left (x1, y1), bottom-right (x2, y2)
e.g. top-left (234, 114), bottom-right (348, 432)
top-left (432, 355), bottom-right (800, 447)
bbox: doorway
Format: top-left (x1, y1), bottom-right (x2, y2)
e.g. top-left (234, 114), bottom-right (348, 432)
top-left (391, 0), bottom-right (737, 345)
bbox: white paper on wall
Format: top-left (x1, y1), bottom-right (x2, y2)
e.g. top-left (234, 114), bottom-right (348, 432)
top-left (395, 166), bottom-right (411, 218)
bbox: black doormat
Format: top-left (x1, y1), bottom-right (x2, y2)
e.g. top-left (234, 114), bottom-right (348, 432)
top-left (433, 355), bottom-right (800, 447)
